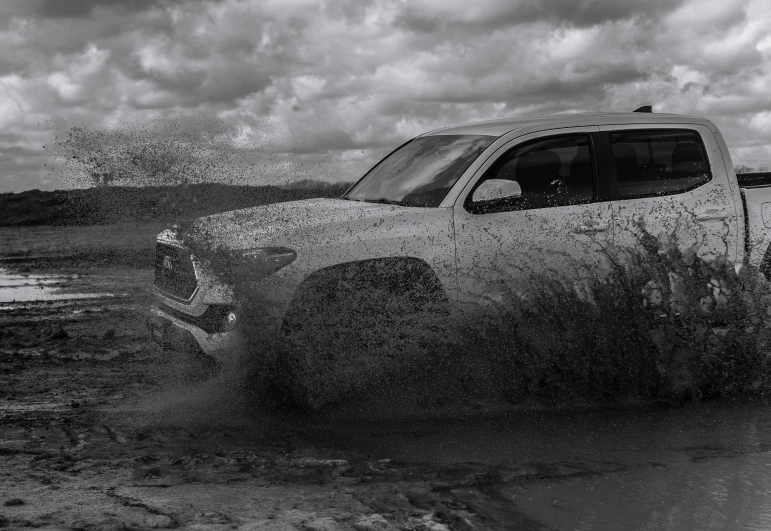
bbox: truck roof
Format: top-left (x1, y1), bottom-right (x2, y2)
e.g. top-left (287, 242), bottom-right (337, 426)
top-left (423, 112), bottom-right (716, 137)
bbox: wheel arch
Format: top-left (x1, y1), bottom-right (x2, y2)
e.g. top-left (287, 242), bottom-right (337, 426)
top-left (280, 256), bottom-right (448, 329)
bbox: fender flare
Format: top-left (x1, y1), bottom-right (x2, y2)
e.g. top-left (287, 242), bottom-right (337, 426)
top-left (281, 257), bottom-right (448, 330)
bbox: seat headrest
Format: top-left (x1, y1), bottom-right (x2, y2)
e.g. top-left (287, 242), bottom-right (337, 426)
top-left (497, 159), bottom-right (518, 181)
top-left (514, 150), bottom-right (561, 181)
top-left (569, 145), bottom-right (593, 185)
top-left (613, 143), bottom-right (638, 165)
top-left (672, 143), bottom-right (706, 172)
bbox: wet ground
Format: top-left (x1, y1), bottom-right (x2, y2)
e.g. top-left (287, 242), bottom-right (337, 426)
top-left (3, 224), bottom-right (771, 530)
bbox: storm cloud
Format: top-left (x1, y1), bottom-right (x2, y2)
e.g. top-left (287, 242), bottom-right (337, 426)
top-left (0, 0), bottom-right (769, 191)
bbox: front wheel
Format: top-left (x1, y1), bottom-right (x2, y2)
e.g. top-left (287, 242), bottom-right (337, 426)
top-left (273, 263), bottom-right (449, 409)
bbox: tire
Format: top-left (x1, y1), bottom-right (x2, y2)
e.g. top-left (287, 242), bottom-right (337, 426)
top-left (272, 260), bottom-right (449, 409)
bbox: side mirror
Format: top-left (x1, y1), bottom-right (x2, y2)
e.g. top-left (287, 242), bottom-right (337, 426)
top-left (472, 179), bottom-right (522, 203)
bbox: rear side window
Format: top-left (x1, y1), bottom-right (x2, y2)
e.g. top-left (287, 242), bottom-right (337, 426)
top-left (611, 130), bottom-right (711, 199)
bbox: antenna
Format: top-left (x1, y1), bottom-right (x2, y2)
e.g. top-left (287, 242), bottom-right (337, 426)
top-left (633, 105), bottom-right (653, 113)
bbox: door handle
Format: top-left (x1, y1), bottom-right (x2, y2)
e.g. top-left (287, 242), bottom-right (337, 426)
top-left (695, 209), bottom-right (730, 222)
top-left (573, 224), bottom-right (607, 234)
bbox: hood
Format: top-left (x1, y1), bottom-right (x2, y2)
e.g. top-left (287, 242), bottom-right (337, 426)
top-left (184, 198), bottom-right (440, 251)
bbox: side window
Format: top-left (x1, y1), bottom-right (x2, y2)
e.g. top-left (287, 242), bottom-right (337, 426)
top-left (611, 129), bottom-right (711, 199)
top-left (467, 134), bottom-right (595, 213)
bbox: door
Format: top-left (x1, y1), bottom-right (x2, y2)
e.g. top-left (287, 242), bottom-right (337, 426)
top-left (599, 124), bottom-right (740, 264)
top-left (454, 127), bottom-right (614, 305)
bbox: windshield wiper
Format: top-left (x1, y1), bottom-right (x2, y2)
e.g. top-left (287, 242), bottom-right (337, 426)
top-left (348, 197), bottom-right (411, 206)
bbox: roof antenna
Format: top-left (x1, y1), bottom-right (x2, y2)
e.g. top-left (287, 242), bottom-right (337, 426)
top-left (633, 105), bottom-right (653, 113)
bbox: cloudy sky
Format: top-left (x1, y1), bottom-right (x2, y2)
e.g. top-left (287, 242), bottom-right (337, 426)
top-left (1, 0), bottom-right (770, 192)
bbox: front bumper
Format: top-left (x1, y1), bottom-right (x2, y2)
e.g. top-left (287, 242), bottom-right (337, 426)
top-left (149, 306), bottom-right (246, 364)
top-left (150, 233), bottom-right (294, 362)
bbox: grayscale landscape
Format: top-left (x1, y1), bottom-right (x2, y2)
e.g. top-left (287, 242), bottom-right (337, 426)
top-left (2, 1), bottom-right (771, 530)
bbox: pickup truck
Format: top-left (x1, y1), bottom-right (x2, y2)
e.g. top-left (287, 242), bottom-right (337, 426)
top-left (148, 110), bottom-right (771, 380)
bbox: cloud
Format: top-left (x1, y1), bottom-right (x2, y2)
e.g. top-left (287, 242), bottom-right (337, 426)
top-left (393, 0), bottom-right (688, 32)
top-left (30, 0), bottom-right (188, 19)
top-left (0, 0), bottom-right (770, 191)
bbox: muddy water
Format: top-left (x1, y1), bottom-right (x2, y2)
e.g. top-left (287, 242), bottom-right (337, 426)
top-left (506, 454), bottom-right (771, 530)
top-left (4, 223), bottom-right (771, 529)
top-left (315, 401), bottom-right (771, 530)
top-left (0, 269), bottom-right (115, 303)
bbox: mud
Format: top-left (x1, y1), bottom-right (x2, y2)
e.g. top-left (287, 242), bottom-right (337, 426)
top-left (4, 224), bottom-right (771, 530)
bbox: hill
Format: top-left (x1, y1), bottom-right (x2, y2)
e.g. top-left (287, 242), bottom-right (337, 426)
top-left (0, 182), bottom-right (352, 226)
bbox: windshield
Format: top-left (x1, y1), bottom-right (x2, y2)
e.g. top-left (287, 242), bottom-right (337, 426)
top-left (344, 134), bottom-right (496, 207)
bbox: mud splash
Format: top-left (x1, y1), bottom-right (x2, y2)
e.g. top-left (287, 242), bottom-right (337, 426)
top-left (128, 361), bottom-right (270, 431)
top-left (178, 224), bottom-right (771, 411)
top-left (37, 119), bottom-right (771, 413)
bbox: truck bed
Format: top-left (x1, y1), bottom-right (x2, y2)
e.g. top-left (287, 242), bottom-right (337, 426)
top-left (737, 172), bottom-right (771, 188)
top-left (738, 173), bottom-right (771, 273)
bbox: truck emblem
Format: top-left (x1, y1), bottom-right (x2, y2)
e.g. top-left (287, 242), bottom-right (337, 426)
top-left (162, 256), bottom-right (173, 270)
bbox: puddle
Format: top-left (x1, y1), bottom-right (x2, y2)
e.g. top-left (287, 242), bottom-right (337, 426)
top-left (0, 269), bottom-right (115, 303)
top-left (0, 400), bottom-right (71, 413)
top-left (0, 275), bottom-right (64, 287)
top-left (317, 400), bottom-right (771, 530)
top-left (503, 453), bottom-right (771, 530)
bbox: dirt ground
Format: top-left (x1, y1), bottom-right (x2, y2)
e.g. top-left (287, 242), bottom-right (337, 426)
top-left (5, 224), bottom-right (771, 531)
top-left (0, 224), bottom-right (556, 531)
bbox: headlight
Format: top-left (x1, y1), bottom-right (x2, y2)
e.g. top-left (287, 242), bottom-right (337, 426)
top-left (240, 247), bottom-right (297, 276)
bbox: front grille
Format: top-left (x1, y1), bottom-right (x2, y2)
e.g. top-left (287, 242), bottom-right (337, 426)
top-left (154, 243), bottom-right (198, 300)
